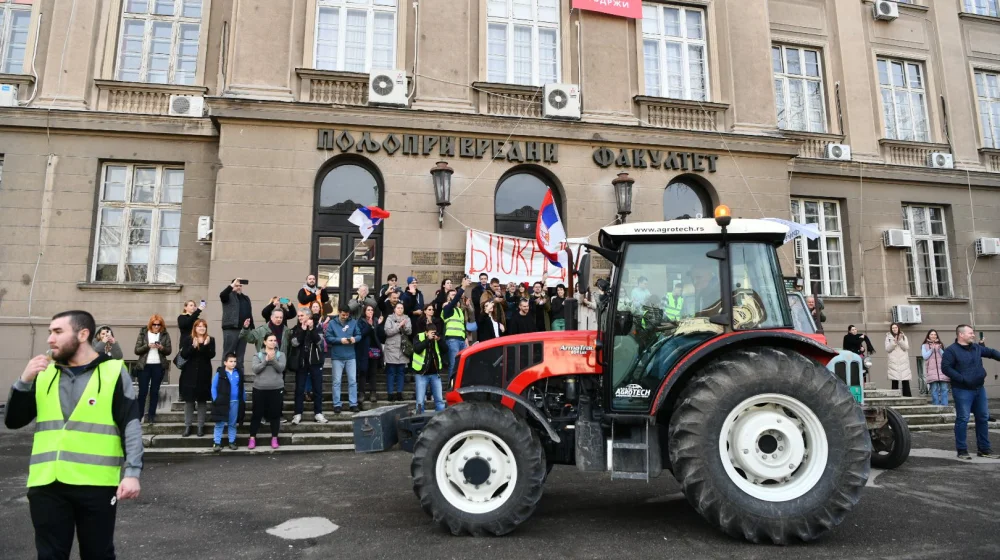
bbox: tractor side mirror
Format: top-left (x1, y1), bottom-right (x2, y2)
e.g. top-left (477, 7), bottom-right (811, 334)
top-left (815, 296), bottom-right (827, 323)
top-left (576, 253), bottom-right (591, 295)
top-left (614, 310), bottom-right (633, 334)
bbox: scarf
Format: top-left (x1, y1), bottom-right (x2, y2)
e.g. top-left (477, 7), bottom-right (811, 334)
top-left (302, 284), bottom-right (320, 295)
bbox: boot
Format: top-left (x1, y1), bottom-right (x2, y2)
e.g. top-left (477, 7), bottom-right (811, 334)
top-left (396, 392), bottom-right (404, 402)
top-left (369, 392), bottom-right (377, 404)
top-left (182, 426), bottom-right (192, 437)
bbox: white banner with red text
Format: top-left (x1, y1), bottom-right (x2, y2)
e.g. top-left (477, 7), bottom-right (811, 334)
top-left (463, 230), bottom-right (586, 288)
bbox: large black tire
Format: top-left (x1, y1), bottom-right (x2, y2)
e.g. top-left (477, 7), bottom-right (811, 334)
top-left (411, 403), bottom-right (546, 536)
top-left (869, 407), bottom-right (911, 470)
top-left (668, 347), bottom-right (871, 544)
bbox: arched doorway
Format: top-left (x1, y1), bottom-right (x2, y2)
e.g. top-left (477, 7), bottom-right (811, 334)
top-left (663, 176), bottom-right (714, 220)
top-left (312, 156), bottom-right (384, 314)
top-left (494, 167), bottom-right (564, 238)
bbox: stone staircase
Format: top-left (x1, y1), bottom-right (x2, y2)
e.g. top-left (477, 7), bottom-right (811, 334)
top-left (141, 370), bottom-right (420, 455)
top-left (863, 388), bottom-right (1000, 432)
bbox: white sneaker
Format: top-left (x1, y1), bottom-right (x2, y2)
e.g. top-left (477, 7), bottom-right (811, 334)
top-left (291, 414), bottom-right (301, 425)
top-left (314, 413), bottom-right (329, 424)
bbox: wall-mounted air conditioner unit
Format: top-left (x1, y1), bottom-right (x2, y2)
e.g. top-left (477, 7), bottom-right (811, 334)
top-left (543, 83), bottom-right (581, 120)
top-left (368, 69), bottom-right (409, 107)
top-left (825, 143), bottom-right (852, 161)
top-left (873, 0), bottom-right (899, 21)
top-left (883, 229), bottom-right (912, 248)
top-left (197, 216), bottom-right (213, 242)
top-left (975, 237), bottom-right (1000, 257)
top-left (892, 304), bottom-right (922, 325)
top-left (927, 152), bottom-right (954, 169)
top-left (0, 84), bottom-right (18, 107)
top-left (168, 95), bottom-right (205, 117)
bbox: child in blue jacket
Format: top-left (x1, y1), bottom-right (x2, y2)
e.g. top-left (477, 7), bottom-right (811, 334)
top-left (211, 352), bottom-right (245, 451)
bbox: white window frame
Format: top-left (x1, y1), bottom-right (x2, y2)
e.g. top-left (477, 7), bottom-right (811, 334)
top-left (485, 0), bottom-right (561, 87)
top-left (790, 198), bottom-right (847, 297)
top-left (115, 0), bottom-right (203, 85)
top-left (901, 204), bottom-right (953, 298)
top-left (314, 0), bottom-right (398, 73)
top-left (641, 3), bottom-right (710, 101)
top-left (772, 45), bottom-right (827, 133)
top-left (91, 163), bottom-right (184, 285)
top-left (965, 0), bottom-right (999, 17)
top-left (877, 57), bottom-right (930, 142)
top-left (0, 0), bottom-right (32, 74)
top-left (975, 70), bottom-right (1000, 149)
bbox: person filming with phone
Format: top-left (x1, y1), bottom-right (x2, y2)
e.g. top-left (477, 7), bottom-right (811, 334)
top-left (220, 278), bottom-right (253, 374)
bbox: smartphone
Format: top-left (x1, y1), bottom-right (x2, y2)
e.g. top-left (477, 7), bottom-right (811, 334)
top-left (279, 297), bottom-right (290, 305)
top-left (239, 279), bottom-right (250, 285)
top-left (200, 299), bottom-right (206, 307)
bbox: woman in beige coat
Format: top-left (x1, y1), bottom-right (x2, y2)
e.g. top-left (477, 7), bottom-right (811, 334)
top-left (885, 322), bottom-right (912, 396)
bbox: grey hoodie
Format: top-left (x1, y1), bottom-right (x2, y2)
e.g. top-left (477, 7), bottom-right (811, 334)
top-left (91, 325), bottom-right (124, 360)
top-left (251, 351), bottom-right (286, 390)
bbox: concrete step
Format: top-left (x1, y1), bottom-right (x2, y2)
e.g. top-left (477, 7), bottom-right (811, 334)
top-left (909, 420), bottom-right (1000, 432)
top-left (901, 413), bottom-right (957, 426)
top-left (142, 421), bottom-right (353, 435)
top-left (864, 389), bottom-right (903, 398)
top-left (865, 396), bottom-right (931, 408)
top-left (142, 444), bottom-right (355, 455)
top-left (169, 395), bottom-right (419, 413)
top-left (890, 405), bottom-right (955, 415)
top-left (143, 432), bottom-right (355, 449)
top-left (151, 404), bottom-right (415, 423)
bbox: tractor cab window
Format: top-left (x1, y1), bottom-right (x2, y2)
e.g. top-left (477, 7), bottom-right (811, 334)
top-left (610, 242), bottom-right (722, 412)
top-left (729, 243), bottom-right (792, 330)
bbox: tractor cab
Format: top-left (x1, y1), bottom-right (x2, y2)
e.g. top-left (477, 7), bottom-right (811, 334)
top-left (592, 207), bottom-right (800, 415)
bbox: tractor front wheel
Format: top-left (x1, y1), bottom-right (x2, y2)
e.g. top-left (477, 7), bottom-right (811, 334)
top-left (668, 347), bottom-right (871, 544)
top-left (411, 403), bottom-right (546, 536)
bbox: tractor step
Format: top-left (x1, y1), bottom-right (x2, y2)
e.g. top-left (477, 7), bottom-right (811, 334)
top-left (612, 442), bottom-right (648, 450)
top-left (608, 418), bottom-right (661, 482)
top-left (610, 471), bottom-right (650, 481)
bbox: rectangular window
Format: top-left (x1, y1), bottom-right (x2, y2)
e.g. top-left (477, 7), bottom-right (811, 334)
top-left (486, 0), bottom-right (560, 86)
top-left (790, 199), bottom-right (846, 297)
top-left (92, 163), bottom-right (183, 284)
top-left (0, 0), bottom-right (32, 74)
top-left (773, 45), bottom-right (826, 133)
top-left (965, 0), bottom-right (999, 17)
top-left (877, 58), bottom-right (930, 142)
top-left (116, 0), bottom-right (203, 85)
top-left (975, 71), bottom-right (1000, 149)
top-left (901, 205), bottom-right (952, 297)
top-left (315, 0), bottom-right (397, 73)
top-left (641, 3), bottom-right (709, 101)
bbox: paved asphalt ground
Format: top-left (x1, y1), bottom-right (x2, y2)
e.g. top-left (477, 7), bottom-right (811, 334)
top-left (2, 425), bottom-right (999, 560)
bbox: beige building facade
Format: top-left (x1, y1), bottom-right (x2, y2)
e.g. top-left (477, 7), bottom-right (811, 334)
top-left (2, 0), bottom-right (1000, 397)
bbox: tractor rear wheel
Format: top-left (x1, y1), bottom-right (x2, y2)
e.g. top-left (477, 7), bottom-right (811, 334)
top-left (668, 347), bottom-right (871, 544)
top-left (411, 403), bottom-right (546, 536)
top-left (869, 407), bottom-right (911, 470)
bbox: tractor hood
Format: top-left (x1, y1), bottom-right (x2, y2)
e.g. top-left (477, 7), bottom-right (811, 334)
top-left (600, 218), bottom-right (788, 251)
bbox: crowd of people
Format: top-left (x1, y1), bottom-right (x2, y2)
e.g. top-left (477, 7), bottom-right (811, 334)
top-left (118, 272), bottom-right (594, 451)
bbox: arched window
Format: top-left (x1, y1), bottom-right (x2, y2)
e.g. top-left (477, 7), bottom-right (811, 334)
top-left (318, 161), bottom-right (380, 212)
top-left (494, 169), bottom-right (563, 238)
top-left (663, 178), bottom-right (713, 220)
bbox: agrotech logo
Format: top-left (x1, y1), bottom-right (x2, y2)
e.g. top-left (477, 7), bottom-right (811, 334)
top-left (615, 384), bottom-right (652, 399)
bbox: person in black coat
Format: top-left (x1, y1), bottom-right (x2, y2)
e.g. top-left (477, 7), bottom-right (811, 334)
top-left (355, 304), bottom-right (383, 404)
top-left (506, 298), bottom-right (537, 336)
top-left (177, 299), bottom-right (206, 336)
top-left (476, 300), bottom-right (504, 342)
top-left (178, 319), bottom-right (216, 437)
top-left (261, 298), bottom-right (297, 324)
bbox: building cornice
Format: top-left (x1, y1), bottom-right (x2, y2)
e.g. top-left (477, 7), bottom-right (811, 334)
top-left (0, 107), bottom-right (218, 139)
top-left (204, 96), bottom-right (803, 157)
top-left (790, 158), bottom-right (1000, 188)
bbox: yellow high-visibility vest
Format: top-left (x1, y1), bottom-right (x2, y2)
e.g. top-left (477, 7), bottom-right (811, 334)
top-left (27, 361), bottom-right (125, 487)
top-left (444, 307), bottom-right (465, 338)
top-left (411, 333), bottom-right (444, 372)
top-left (664, 293), bottom-right (685, 321)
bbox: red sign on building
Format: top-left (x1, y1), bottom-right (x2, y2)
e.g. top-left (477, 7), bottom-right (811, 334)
top-left (572, 0), bottom-right (643, 19)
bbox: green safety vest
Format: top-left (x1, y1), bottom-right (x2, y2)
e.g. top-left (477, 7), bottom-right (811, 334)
top-left (411, 333), bottom-right (444, 373)
top-left (28, 361), bottom-right (125, 488)
top-left (444, 307), bottom-right (465, 338)
top-left (664, 293), bottom-right (685, 321)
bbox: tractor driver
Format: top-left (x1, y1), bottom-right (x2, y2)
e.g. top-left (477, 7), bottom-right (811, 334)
top-left (686, 263), bottom-right (721, 317)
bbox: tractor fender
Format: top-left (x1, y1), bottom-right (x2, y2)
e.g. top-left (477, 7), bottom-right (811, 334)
top-left (650, 330), bottom-right (838, 417)
top-left (455, 385), bottom-right (562, 444)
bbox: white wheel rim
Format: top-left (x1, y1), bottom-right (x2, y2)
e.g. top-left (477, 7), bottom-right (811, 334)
top-left (435, 430), bottom-right (518, 514)
top-left (718, 393), bottom-right (829, 502)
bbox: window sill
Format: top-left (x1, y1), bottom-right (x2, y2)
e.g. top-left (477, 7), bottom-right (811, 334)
top-left (94, 80), bottom-right (209, 116)
top-left (958, 12), bottom-right (1000, 25)
top-left (906, 297), bottom-right (969, 304)
top-left (295, 68), bottom-right (376, 105)
top-left (897, 3), bottom-right (930, 14)
top-left (473, 82), bottom-right (544, 119)
top-left (783, 130), bottom-right (845, 159)
top-left (77, 282), bottom-right (184, 293)
top-left (817, 296), bottom-right (863, 303)
top-left (94, 79), bottom-right (208, 95)
top-left (980, 148), bottom-right (1000, 173)
top-left (0, 72), bottom-right (35, 87)
top-left (879, 139), bottom-right (951, 167)
top-left (633, 96), bottom-right (728, 133)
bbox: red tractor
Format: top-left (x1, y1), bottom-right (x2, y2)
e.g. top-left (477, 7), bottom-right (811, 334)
top-left (407, 209), bottom-right (871, 544)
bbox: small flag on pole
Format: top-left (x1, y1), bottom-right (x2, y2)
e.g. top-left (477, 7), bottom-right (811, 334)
top-left (536, 190), bottom-right (567, 268)
top-left (348, 206), bottom-right (390, 241)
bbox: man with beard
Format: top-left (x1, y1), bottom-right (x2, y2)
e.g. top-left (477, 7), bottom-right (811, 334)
top-left (401, 276), bottom-right (425, 322)
top-left (506, 298), bottom-right (537, 336)
top-left (5, 310), bottom-right (143, 558)
top-left (297, 274), bottom-right (329, 312)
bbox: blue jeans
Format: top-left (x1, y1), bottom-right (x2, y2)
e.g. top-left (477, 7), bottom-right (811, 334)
top-left (332, 359), bottom-right (357, 408)
top-left (445, 338), bottom-right (467, 381)
top-left (386, 363), bottom-right (406, 394)
top-left (137, 363), bottom-right (164, 422)
top-left (295, 364), bottom-right (323, 415)
top-left (213, 401), bottom-right (239, 444)
top-left (952, 385), bottom-right (991, 454)
top-left (414, 373), bottom-right (445, 414)
top-left (929, 381), bottom-right (950, 406)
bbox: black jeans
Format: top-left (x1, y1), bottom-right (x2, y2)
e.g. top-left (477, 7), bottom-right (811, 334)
top-left (359, 362), bottom-right (379, 396)
top-left (136, 363), bottom-right (164, 422)
top-left (249, 388), bottom-right (282, 438)
top-left (891, 379), bottom-right (912, 397)
top-left (222, 329), bottom-right (248, 375)
top-left (28, 482), bottom-right (118, 560)
top-left (294, 364), bottom-right (323, 416)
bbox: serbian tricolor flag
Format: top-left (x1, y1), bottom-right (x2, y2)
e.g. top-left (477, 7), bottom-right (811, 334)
top-left (536, 190), bottom-right (567, 269)
top-left (349, 205), bottom-right (390, 241)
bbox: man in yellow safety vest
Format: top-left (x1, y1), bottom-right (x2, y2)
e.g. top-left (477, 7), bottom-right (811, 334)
top-left (5, 310), bottom-right (143, 559)
top-left (441, 277), bottom-right (472, 382)
top-left (663, 283), bottom-right (685, 322)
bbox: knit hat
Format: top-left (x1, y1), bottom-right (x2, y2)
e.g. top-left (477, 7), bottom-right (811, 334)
top-left (407, 276), bottom-right (417, 285)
